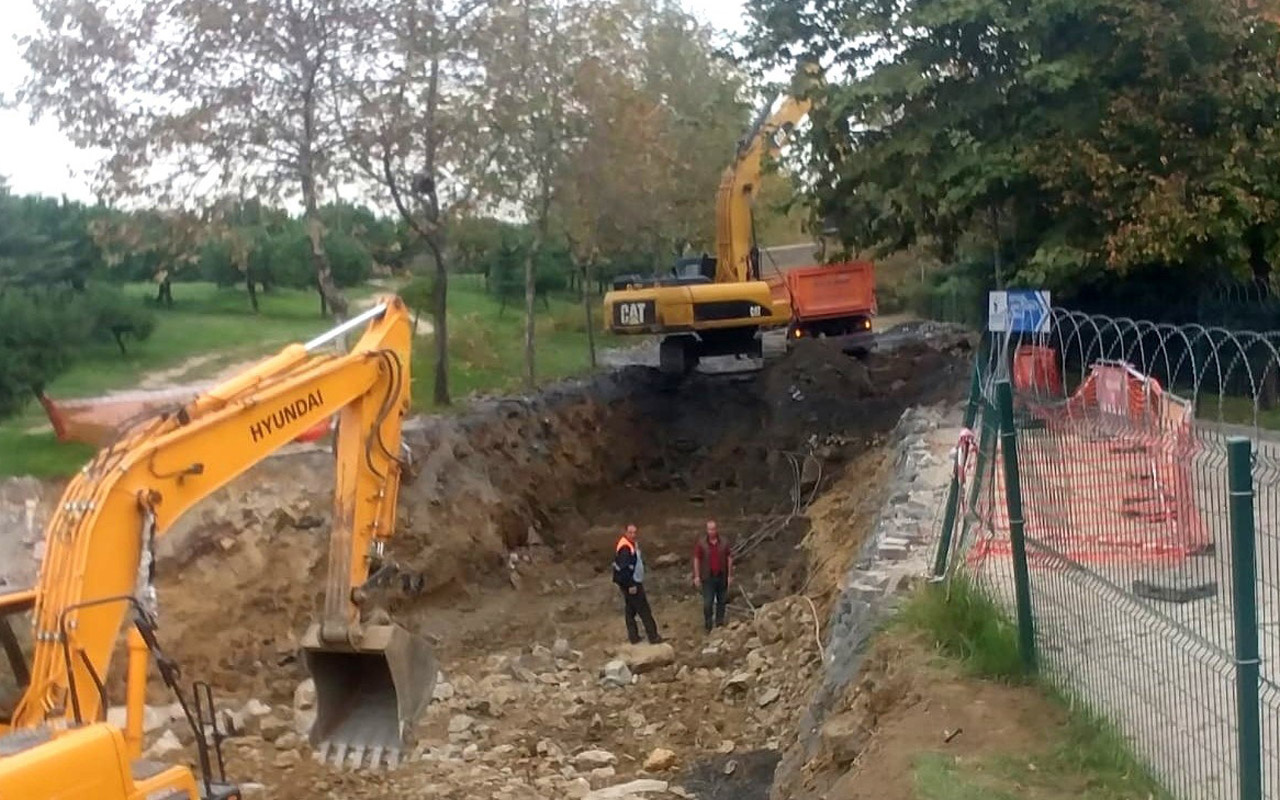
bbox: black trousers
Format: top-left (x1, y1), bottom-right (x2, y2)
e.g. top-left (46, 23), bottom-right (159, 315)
top-left (620, 584), bottom-right (660, 644)
top-left (702, 573), bottom-right (728, 631)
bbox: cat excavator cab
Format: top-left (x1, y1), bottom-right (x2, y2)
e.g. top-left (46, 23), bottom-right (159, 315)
top-left (0, 295), bottom-right (436, 798)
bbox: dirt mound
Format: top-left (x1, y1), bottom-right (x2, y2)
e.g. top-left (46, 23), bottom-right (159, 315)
top-left (765, 339), bottom-right (878, 403)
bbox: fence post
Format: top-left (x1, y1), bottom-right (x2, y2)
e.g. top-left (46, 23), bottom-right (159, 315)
top-left (1227, 436), bottom-right (1262, 800)
top-left (933, 358), bottom-right (984, 577)
top-left (995, 379), bottom-right (1036, 675)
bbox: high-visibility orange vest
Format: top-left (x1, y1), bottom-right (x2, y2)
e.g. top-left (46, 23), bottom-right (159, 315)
top-left (614, 535), bottom-right (642, 585)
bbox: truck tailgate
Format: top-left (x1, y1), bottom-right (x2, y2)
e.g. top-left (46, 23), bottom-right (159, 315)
top-left (785, 261), bottom-right (876, 320)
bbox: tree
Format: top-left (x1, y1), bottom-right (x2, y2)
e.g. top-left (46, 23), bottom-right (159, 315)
top-left (742, 0), bottom-right (1280, 300)
top-left (486, 0), bottom-right (749, 382)
top-left (17, 0), bottom-right (355, 318)
top-left (0, 179), bottom-right (155, 413)
top-left (484, 0), bottom-right (572, 389)
top-left (89, 210), bottom-right (206, 306)
top-left (336, 0), bottom-right (504, 407)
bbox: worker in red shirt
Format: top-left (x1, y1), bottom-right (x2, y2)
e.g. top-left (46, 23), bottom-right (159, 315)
top-left (692, 519), bottom-right (732, 632)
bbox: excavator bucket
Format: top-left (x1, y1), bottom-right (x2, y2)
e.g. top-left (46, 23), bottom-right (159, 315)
top-left (300, 622), bottom-right (437, 770)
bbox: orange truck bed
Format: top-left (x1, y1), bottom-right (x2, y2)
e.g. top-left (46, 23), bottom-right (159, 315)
top-left (784, 260), bottom-right (877, 321)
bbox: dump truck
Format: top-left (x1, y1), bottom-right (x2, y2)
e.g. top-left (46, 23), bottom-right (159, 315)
top-left (783, 259), bottom-right (878, 354)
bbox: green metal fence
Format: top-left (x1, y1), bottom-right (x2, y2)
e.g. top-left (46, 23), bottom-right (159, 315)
top-left (932, 311), bottom-right (1280, 800)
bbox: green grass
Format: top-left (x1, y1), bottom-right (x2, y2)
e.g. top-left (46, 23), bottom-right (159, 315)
top-left (894, 574), bottom-right (1025, 682)
top-left (0, 278), bottom-right (619, 478)
top-left (1199, 393), bottom-right (1280, 430)
top-left (0, 428), bottom-right (97, 480)
top-left (913, 720), bottom-right (1168, 800)
top-left (426, 277), bottom-right (621, 403)
top-left (52, 281), bottom-right (382, 397)
top-left (898, 578), bottom-right (1168, 800)
top-left (913, 753), bottom-right (1020, 800)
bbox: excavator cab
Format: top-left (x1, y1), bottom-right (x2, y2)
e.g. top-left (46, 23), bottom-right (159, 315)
top-left (301, 622), bottom-right (437, 769)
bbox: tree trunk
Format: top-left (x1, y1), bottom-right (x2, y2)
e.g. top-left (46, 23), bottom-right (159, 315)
top-left (300, 124), bottom-right (346, 320)
top-left (155, 276), bottom-right (173, 307)
top-left (306, 212), bottom-right (346, 320)
top-left (427, 235), bottom-right (451, 407)
top-left (523, 234), bottom-right (539, 391)
top-left (581, 259), bottom-right (597, 370)
top-left (1261, 357), bottom-right (1279, 411)
top-left (246, 270), bottom-right (260, 313)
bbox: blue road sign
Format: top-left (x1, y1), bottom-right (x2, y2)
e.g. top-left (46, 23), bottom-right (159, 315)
top-left (1005, 289), bottom-right (1051, 333)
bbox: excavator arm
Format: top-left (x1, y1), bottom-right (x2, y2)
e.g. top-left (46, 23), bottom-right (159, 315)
top-left (0, 295), bottom-right (434, 787)
top-left (714, 93), bottom-right (814, 286)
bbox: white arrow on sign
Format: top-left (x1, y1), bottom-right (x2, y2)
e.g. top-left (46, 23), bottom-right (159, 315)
top-left (1006, 290), bottom-right (1051, 334)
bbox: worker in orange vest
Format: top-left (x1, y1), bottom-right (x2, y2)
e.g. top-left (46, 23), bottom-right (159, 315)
top-left (613, 524), bottom-right (663, 645)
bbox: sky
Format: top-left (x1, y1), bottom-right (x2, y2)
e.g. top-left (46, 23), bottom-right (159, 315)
top-left (0, 0), bottom-right (750, 204)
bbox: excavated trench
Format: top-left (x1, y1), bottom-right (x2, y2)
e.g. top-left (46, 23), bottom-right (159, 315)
top-left (0, 326), bottom-right (973, 799)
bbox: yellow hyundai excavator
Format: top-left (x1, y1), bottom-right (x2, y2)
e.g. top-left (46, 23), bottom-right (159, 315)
top-left (602, 65), bottom-right (823, 375)
top-left (0, 296), bottom-right (436, 799)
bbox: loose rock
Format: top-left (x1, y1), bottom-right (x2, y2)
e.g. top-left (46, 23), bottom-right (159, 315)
top-left (573, 749), bottom-right (617, 769)
top-left (600, 660), bottom-right (633, 687)
top-left (242, 698), bottom-right (272, 718)
top-left (293, 679), bottom-right (316, 712)
top-left (642, 747), bottom-right (677, 772)
top-left (273, 750), bottom-right (300, 769)
top-left (257, 714), bottom-right (290, 743)
top-left (820, 712), bottom-right (873, 767)
top-left (146, 729), bottom-right (183, 760)
top-left (617, 643), bottom-right (675, 674)
top-left (583, 780), bottom-right (670, 799)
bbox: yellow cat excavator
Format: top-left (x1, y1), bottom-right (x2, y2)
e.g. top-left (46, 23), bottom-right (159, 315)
top-left (602, 65), bottom-right (824, 375)
top-left (0, 296), bottom-right (436, 798)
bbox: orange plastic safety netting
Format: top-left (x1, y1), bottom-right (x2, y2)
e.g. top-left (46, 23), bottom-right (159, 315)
top-left (966, 359), bottom-right (1212, 568)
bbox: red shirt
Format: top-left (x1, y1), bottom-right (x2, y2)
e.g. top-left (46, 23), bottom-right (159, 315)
top-left (694, 535), bottom-right (730, 578)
